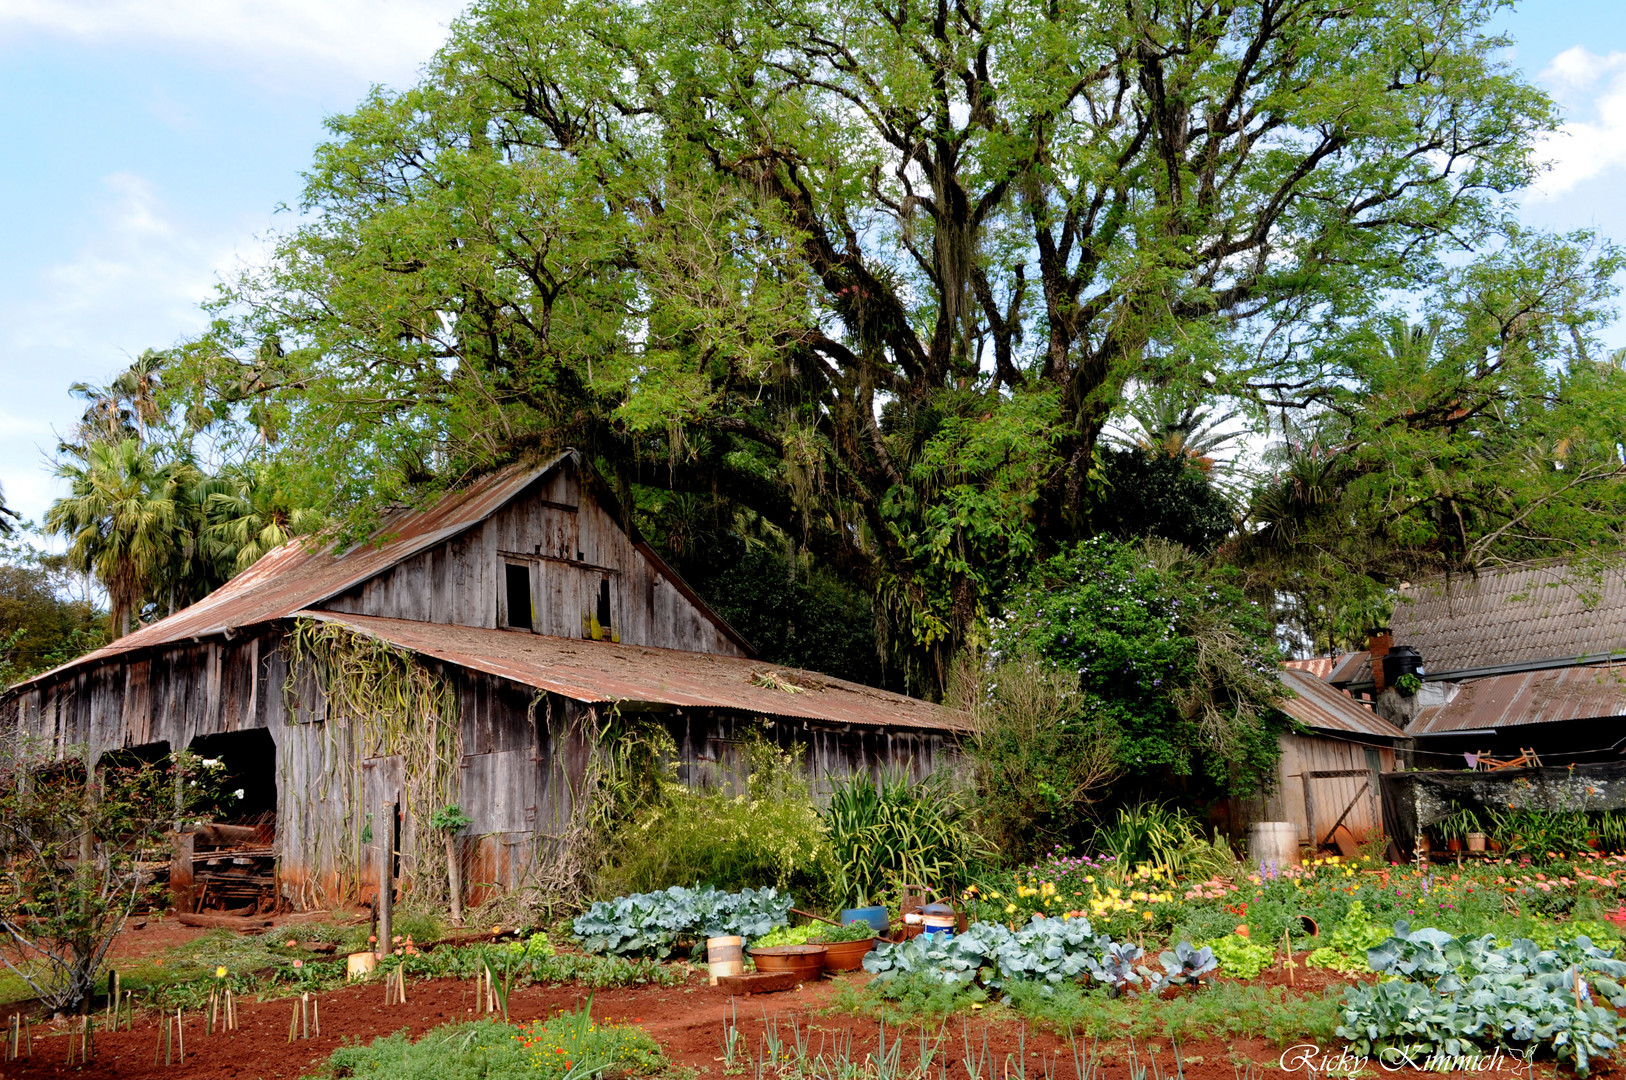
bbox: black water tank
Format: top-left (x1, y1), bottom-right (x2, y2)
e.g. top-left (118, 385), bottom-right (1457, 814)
top-left (1383, 645), bottom-right (1425, 686)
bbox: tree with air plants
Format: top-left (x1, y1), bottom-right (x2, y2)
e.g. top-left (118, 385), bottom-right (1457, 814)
top-left (157, 0), bottom-right (1568, 693)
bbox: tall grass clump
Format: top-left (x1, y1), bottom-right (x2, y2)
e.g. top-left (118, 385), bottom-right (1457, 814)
top-left (824, 770), bottom-right (985, 907)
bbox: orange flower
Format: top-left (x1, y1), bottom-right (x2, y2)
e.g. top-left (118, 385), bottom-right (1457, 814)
top-left (1235, 924), bottom-right (1250, 938)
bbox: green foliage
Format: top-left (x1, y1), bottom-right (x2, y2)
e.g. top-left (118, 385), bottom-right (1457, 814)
top-left (990, 539), bottom-right (1285, 797)
top-left (602, 748), bottom-right (837, 902)
top-left (1095, 803), bottom-right (1238, 881)
top-left (572, 886), bottom-right (792, 957)
top-left (1344, 924), bottom-right (1626, 1075)
top-left (306, 1007), bottom-right (663, 1080)
top-left (753, 921), bottom-right (873, 948)
top-left (0, 531), bottom-right (107, 689)
top-left (1241, 233), bottom-right (1626, 654)
top-left (1304, 901), bottom-right (1389, 975)
top-left (823, 771), bottom-right (983, 908)
top-left (1204, 935), bottom-right (1274, 981)
top-left (1089, 448), bottom-right (1235, 554)
top-left (959, 659), bottom-right (1120, 862)
top-left (162, 0), bottom-right (1560, 687)
top-left (1002, 981), bottom-right (1344, 1046)
top-left (0, 743), bottom-right (228, 1010)
top-left (1488, 806), bottom-right (1595, 860)
top-left (429, 804), bottom-right (474, 832)
top-left (1393, 672), bottom-right (1423, 698)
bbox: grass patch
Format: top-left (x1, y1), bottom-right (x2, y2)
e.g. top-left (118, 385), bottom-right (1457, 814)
top-left (301, 1004), bottom-right (664, 1080)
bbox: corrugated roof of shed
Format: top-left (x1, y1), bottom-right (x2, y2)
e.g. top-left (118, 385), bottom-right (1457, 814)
top-left (297, 610), bottom-right (971, 733)
top-left (1406, 663), bottom-right (1626, 734)
top-left (1278, 668), bottom-right (1407, 740)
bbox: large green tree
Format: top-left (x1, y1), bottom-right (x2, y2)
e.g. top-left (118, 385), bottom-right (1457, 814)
top-left (166, 0), bottom-right (1561, 685)
top-left (1236, 230), bottom-right (1626, 653)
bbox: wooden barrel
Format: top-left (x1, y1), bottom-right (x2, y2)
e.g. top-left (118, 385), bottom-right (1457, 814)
top-left (706, 935), bottom-right (744, 985)
top-left (1249, 821), bottom-right (1301, 869)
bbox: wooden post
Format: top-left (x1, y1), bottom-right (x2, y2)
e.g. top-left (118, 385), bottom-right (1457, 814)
top-left (170, 830), bottom-right (195, 912)
top-left (446, 835), bottom-right (463, 927)
top-left (1301, 774), bottom-right (1317, 852)
top-left (377, 800), bottom-right (395, 958)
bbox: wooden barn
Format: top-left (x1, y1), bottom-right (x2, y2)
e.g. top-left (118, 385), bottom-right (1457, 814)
top-left (0, 451), bottom-right (967, 911)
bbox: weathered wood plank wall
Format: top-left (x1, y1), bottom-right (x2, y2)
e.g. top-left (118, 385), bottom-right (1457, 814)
top-left (1, 646), bottom-right (960, 907)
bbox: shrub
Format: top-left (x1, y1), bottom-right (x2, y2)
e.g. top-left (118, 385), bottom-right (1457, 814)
top-left (958, 657), bottom-right (1120, 861)
top-left (1095, 802), bottom-right (1237, 880)
top-left (987, 538), bottom-right (1285, 800)
top-left (824, 770), bottom-right (983, 907)
top-left (603, 738), bottom-right (837, 901)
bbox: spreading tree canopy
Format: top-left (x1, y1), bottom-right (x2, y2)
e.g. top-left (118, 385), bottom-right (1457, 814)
top-left (162, 0), bottom-right (1597, 685)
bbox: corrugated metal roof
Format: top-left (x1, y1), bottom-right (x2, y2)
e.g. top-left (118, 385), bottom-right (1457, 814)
top-left (1278, 668), bottom-right (1407, 740)
top-left (1284, 656), bottom-right (1338, 678)
top-left (6, 452), bottom-right (748, 692)
top-left (1326, 651), bottom-right (1372, 687)
top-left (1407, 663), bottom-right (1626, 734)
top-left (1394, 562), bottom-right (1626, 675)
top-left (298, 611), bottom-right (971, 733)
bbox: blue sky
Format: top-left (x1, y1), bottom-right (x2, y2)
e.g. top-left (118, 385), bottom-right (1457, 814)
top-left (2, 0), bottom-right (1625, 526)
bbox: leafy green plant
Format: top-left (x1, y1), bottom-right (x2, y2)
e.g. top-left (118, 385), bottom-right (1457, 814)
top-left (824, 770), bottom-right (983, 907)
top-left (1343, 924), bottom-right (1626, 1075)
top-left (1095, 802), bottom-right (1234, 880)
top-left (572, 885), bottom-right (791, 957)
top-left (1204, 935), bottom-right (1274, 981)
top-left (1393, 672), bottom-right (1422, 697)
top-left (1434, 803), bottom-right (1481, 843)
top-left (604, 739), bottom-right (837, 901)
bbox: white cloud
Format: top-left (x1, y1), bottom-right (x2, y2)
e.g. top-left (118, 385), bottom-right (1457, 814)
top-left (1529, 46), bottom-right (1626, 200)
top-left (0, 0), bottom-right (465, 89)
top-left (0, 173), bottom-right (269, 524)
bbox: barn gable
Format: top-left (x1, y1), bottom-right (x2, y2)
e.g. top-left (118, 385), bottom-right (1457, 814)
top-left (316, 455), bottom-right (747, 655)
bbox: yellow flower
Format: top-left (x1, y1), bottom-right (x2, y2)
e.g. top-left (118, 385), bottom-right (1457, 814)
top-left (1143, 911), bottom-right (1154, 921)
top-left (216, 966), bottom-right (227, 979)
top-left (1005, 903), bottom-right (1017, 914)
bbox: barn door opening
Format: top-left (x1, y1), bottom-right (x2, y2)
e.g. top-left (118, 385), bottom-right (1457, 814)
top-left (185, 729), bottom-right (278, 913)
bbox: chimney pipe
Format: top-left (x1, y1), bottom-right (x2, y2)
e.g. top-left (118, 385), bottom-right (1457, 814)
top-left (1368, 628), bottom-right (1392, 692)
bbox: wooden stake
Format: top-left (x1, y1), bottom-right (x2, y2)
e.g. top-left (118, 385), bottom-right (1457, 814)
top-left (176, 1008), bottom-right (184, 1062)
top-left (288, 1001), bottom-right (299, 1043)
top-left (313, 996), bottom-right (321, 1037)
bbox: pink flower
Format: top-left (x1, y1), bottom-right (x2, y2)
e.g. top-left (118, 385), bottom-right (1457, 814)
top-left (292, 959), bottom-right (303, 969)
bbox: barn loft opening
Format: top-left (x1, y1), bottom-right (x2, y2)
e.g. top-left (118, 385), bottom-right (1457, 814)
top-left (188, 728), bottom-right (277, 823)
top-left (505, 562), bottom-right (532, 630)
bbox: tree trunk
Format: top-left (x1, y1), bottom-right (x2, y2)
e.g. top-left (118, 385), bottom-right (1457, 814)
top-left (445, 836), bottom-right (463, 927)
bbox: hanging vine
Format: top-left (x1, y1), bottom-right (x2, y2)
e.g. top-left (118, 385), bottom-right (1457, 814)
top-left (282, 618), bottom-right (462, 905)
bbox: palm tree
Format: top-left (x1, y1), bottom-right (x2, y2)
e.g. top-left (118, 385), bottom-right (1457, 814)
top-left (200, 463), bottom-right (317, 576)
top-left (46, 439), bottom-right (189, 638)
top-left (0, 480), bottom-right (17, 536)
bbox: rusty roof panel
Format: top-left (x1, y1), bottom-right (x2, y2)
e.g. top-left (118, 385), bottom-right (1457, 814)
top-left (6, 452), bottom-right (743, 693)
top-left (1407, 664), bottom-right (1626, 734)
top-left (1278, 668), bottom-right (1407, 740)
top-left (301, 611), bottom-right (970, 733)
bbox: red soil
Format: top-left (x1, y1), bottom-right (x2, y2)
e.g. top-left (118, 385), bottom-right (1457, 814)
top-left (0, 965), bottom-right (1605, 1080)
